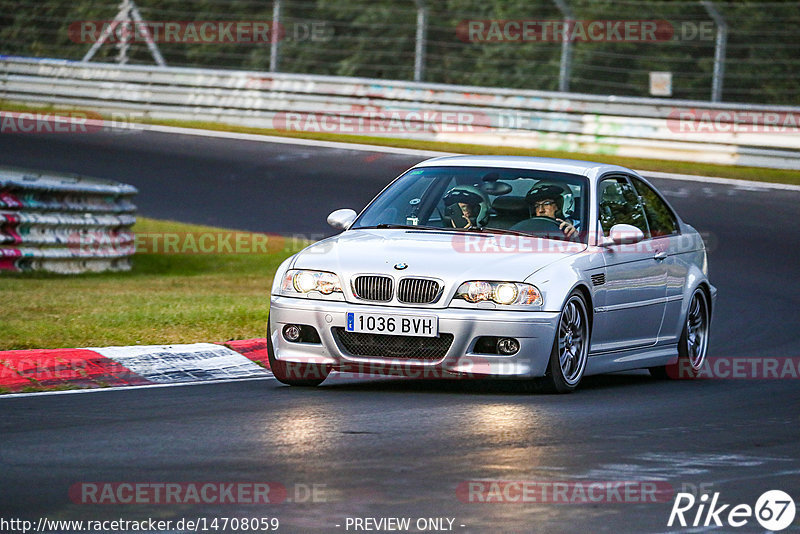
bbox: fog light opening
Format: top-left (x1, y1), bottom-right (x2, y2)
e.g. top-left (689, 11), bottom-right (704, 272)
top-left (283, 324), bottom-right (302, 342)
top-left (497, 338), bottom-right (520, 355)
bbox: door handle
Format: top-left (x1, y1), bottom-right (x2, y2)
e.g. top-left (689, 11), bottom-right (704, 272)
top-left (653, 250), bottom-right (667, 261)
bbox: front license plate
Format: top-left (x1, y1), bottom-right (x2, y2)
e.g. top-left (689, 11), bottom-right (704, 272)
top-left (346, 312), bottom-right (438, 337)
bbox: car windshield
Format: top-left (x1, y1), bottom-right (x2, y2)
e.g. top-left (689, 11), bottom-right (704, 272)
top-left (352, 166), bottom-right (589, 242)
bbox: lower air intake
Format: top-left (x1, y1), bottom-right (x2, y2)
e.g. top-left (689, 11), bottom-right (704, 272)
top-left (332, 328), bottom-right (453, 360)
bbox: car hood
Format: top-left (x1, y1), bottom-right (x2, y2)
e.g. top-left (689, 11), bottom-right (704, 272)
top-left (292, 228), bottom-right (585, 287)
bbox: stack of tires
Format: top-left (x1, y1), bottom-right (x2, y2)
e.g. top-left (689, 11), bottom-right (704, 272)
top-left (0, 167), bottom-right (137, 274)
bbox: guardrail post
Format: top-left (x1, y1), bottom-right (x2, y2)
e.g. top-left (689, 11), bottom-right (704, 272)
top-left (414, 0), bottom-right (428, 82)
top-left (270, 0), bottom-right (282, 72)
top-left (701, 0), bottom-right (727, 102)
top-left (552, 0), bottom-right (574, 93)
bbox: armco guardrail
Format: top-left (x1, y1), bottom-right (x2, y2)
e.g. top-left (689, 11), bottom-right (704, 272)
top-left (2, 56), bottom-right (799, 169)
top-left (0, 166), bottom-right (137, 274)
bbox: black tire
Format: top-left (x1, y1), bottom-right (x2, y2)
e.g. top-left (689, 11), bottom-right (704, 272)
top-left (649, 288), bottom-right (710, 380)
top-left (266, 315), bottom-right (330, 387)
top-left (538, 291), bottom-right (590, 393)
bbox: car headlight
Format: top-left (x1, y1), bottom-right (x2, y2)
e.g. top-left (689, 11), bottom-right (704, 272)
top-left (280, 269), bottom-right (343, 297)
top-left (453, 281), bottom-right (542, 306)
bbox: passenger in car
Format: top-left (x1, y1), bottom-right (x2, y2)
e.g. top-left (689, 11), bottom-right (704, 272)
top-left (442, 185), bottom-right (490, 229)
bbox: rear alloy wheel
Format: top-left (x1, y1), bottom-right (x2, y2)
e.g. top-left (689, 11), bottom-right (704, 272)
top-left (541, 292), bottom-right (589, 393)
top-left (266, 315), bottom-right (330, 387)
top-left (650, 288), bottom-right (710, 379)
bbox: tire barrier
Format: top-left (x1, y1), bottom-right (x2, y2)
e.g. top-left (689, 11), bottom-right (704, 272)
top-left (0, 166), bottom-right (137, 274)
top-left (2, 56), bottom-right (799, 169)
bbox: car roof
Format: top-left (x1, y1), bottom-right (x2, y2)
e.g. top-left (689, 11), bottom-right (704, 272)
top-left (412, 155), bottom-right (636, 180)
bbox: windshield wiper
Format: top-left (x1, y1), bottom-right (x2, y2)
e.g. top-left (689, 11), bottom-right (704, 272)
top-left (359, 224), bottom-right (453, 231)
top-left (361, 224), bottom-right (555, 239)
top-left (360, 223), bottom-right (582, 243)
top-left (363, 224), bottom-right (533, 237)
top-left (455, 226), bottom-right (532, 238)
top-left (469, 226), bottom-right (585, 244)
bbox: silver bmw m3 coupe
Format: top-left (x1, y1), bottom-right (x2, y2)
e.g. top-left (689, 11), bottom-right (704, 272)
top-left (268, 156), bottom-right (716, 392)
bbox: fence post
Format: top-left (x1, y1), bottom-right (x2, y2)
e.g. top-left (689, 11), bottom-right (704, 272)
top-left (701, 0), bottom-right (727, 102)
top-left (115, 0), bottom-right (131, 65)
top-left (81, 0), bottom-right (165, 66)
top-left (128, 0), bottom-right (166, 67)
top-left (413, 0), bottom-right (428, 82)
top-left (270, 0), bottom-right (282, 72)
top-left (552, 0), bottom-right (573, 93)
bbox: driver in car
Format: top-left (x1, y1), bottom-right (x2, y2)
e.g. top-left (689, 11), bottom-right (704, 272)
top-left (526, 183), bottom-right (578, 238)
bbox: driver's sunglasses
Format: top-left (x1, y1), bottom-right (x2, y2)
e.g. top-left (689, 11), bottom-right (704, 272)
top-left (533, 200), bottom-right (556, 209)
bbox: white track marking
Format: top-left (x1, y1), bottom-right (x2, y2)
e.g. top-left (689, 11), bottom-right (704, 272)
top-left (0, 376), bottom-right (276, 400)
top-left (90, 343), bottom-right (269, 383)
top-left (642, 170), bottom-right (800, 191)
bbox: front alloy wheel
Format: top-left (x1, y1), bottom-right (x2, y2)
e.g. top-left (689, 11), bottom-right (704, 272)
top-left (541, 292), bottom-right (589, 393)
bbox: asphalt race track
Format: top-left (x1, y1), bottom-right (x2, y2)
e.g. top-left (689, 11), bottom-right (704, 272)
top-left (1, 130), bottom-right (799, 533)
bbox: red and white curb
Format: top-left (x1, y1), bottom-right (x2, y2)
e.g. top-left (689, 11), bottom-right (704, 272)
top-left (0, 339), bottom-right (271, 394)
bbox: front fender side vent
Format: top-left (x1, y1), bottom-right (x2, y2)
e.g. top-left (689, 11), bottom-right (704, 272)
top-left (591, 273), bottom-right (606, 286)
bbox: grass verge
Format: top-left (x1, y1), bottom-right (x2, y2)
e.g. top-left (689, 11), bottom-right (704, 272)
top-left (0, 217), bottom-right (303, 350)
top-left (2, 100), bottom-right (799, 186)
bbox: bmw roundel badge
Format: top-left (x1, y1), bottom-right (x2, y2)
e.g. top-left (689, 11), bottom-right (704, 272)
top-left (394, 262), bottom-right (408, 270)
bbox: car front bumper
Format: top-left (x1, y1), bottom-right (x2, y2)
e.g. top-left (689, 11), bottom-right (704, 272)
top-left (269, 296), bottom-right (560, 379)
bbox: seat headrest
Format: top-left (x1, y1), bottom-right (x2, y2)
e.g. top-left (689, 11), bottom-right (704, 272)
top-left (492, 195), bottom-right (528, 213)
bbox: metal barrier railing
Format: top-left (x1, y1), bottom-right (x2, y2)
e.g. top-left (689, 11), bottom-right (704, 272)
top-left (4, 1), bottom-right (799, 104)
top-left (0, 166), bottom-right (137, 274)
top-left (2, 56), bottom-right (799, 169)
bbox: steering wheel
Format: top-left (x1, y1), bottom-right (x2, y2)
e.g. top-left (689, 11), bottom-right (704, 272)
top-left (509, 216), bottom-right (564, 235)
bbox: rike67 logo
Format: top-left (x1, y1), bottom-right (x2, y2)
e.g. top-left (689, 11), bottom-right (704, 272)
top-left (669, 490), bottom-right (796, 531)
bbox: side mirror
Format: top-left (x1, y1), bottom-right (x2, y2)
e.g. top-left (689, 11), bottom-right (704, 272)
top-left (602, 224), bottom-right (645, 246)
top-left (327, 208), bottom-right (357, 230)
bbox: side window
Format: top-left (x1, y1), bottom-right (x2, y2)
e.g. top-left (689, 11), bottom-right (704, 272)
top-left (598, 177), bottom-right (649, 237)
top-left (630, 178), bottom-right (679, 237)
